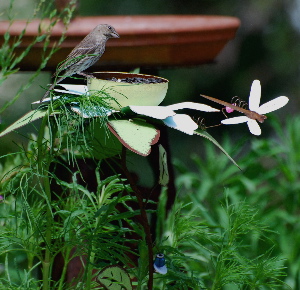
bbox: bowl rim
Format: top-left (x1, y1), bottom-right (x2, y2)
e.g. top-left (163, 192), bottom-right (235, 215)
top-left (90, 71), bottom-right (169, 84)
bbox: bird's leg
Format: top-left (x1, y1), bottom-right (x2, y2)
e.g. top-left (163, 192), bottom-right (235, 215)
top-left (78, 72), bottom-right (95, 79)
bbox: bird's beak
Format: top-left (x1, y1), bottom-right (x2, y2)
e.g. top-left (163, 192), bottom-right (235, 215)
top-left (110, 31), bottom-right (120, 38)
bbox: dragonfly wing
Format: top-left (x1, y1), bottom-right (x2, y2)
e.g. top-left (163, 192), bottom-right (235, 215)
top-left (247, 119), bottom-right (261, 135)
top-left (248, 80), bottom-right (261, 111)
top-left (221, 116), bottom-right (249, 124)
top-left (256, 96), bottom-right (289, 114)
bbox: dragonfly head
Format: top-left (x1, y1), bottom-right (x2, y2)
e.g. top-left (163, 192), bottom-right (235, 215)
top-left (257, 114), bottom-right (267, 123)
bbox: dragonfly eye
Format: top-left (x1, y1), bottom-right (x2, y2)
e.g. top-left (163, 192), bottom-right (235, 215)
top-left (257, 114), bottom-right (267, 123)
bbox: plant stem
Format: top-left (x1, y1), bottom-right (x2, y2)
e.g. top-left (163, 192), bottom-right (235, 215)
top-left (121, 146), bottom-right (154, 290)
top-left (37, 112), bottom-right (56, 290)
top-left (86, 217), bottom-right (101, 290)
top-left (85, 243), bottom-right (96, 289)
top-left (58, 247), bottom-right (72, 290)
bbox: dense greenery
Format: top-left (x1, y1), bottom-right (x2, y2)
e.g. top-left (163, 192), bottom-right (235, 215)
top-left (175, 116), bottom-right (300, 289)
top-left (0, 116), bottom-right (296, 289)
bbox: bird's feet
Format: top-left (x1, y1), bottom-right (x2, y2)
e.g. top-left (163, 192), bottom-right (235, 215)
top-left (78, 72), bottom-right (95, 79)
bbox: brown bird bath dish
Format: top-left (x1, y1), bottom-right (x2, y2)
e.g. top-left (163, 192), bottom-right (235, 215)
top-left (87, 72), bottom-right (169, 109)
top-left (0, 15), bottom-right (240, 70)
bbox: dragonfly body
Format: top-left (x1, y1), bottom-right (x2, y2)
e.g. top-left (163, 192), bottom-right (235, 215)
top-left (200, 94), bottom-right (267, 123)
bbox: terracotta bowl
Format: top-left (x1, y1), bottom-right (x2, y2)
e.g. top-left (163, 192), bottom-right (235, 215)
top-left (0, 15), bottom-right (240, 70)
top-left (87, 72), bottom-right (169, 109)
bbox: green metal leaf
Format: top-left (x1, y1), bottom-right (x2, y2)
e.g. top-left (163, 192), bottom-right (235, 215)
top-left (0, 110), bottom-right (49, 138)
top-left (98, 265), bottom-right (133, 290)
top-left (194, 129), bottom-right (241, 170)
top-left (107, 119), bottom-right (160, 156)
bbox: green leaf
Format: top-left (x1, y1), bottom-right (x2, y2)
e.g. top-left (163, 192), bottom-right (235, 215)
top-left (107, 119), bottom-right (160, 156)
top-left (36, 35), bottom-right (46, 42)
top-left (71, 105), bottom-right (112, 118)
top-left (98, 265), bottom-right (133, 290)
top-left (194, 129), bottom-right (241, 170)
top-left (129, 67), bottom-right (140, 74)
top-left (49, 9), bottom-right (58, 19)
top-left (158, 144), bottom-right (169, 186)
top-left (4, 31), bottom-right (10, 41)
top-left (137, 239), bottom-right (149, 283)
top-left (94, 205), bottom-right (110, 217)
top-left (91, 121), bottom-right (123, 160)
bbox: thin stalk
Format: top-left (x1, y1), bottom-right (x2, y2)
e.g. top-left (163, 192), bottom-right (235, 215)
top-left (57, 247), bottom-right (72, 290)
top-left (121, 146), bottom-right (154, 290)
top-left (85, 208), bottom-right (102, 288)
top-left (37, 111), bottom-right (57, 290)
top-left (85, 244), bottom-right (96, 289)
top-left (27, 254), bottom-right (34, 270)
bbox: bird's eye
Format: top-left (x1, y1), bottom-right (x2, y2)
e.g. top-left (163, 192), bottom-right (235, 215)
top-left (108, 26), bottom-right (112, 30)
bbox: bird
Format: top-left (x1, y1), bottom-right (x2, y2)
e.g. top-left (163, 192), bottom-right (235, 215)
top-left (41, 24), bottom-right (119, 101)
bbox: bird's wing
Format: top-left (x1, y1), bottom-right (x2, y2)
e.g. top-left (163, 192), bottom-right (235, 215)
top-left (68, 32), bottom-right (103, 59)
top-left (56, 33), bottom-right (105, 73)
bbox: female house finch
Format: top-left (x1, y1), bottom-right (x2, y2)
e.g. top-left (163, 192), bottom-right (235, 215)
top-left (42, 24), bottom-right (119, 100)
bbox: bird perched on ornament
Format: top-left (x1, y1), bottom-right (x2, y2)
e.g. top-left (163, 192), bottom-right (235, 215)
top-left (41, 24), bottom-right (119, 101)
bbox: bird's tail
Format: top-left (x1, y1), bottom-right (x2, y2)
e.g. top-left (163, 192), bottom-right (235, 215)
top-left (40, 76), bottom-right (65, 102)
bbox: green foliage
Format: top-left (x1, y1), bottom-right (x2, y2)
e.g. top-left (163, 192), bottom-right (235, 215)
top-left (1, 106), bottom-right (295, 289)
top-left (0, 110), bottom-right (295, 289)
top-left (174, 116), bottom-right (300, 288)
top-left (0, 0), bottom-right (77, 113)
top-left (153, 188), bottom-right (287, 289)
top-left (0, 146), bottom-right (139, 289)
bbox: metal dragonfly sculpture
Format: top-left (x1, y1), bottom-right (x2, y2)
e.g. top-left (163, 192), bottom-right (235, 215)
top-left (201, 80), bottom-right (289, 135)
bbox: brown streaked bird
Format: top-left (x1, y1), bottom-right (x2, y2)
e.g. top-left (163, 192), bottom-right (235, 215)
top-left (41, 24), bottom-right (119, 101)
top-left (200, 94), bottom-right (267, 123)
